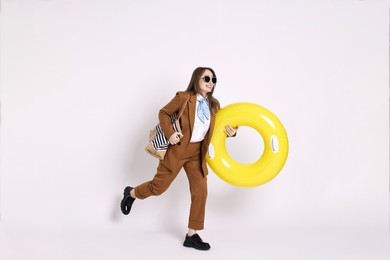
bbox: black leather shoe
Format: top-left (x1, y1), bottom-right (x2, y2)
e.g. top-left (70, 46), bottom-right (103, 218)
top-left (183, 233), bottom-right (211, 251)
top-left (120, 186), bottom-right (135, 215)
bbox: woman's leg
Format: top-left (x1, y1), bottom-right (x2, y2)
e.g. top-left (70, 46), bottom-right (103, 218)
top-left (187, 228), bottom-right (196, 236)
top-left (183, 159), bottom-right (208, 231)
top-left (134, 162), bottom-right (180, 199)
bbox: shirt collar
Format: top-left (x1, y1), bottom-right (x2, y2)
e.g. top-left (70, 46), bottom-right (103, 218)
top-left (196, 93), bottom-right (207, 101)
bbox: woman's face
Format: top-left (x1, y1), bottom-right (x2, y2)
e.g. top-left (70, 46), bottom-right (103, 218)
top-left (198, 69), bottom-right (216, 97)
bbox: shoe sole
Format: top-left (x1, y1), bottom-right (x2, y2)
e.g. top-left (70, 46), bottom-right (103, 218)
top-left (183, 242), bottom-right (210, 251)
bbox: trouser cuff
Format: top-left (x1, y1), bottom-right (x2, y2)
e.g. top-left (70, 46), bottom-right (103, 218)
top-left (188, 220), bottom-right (204, 230)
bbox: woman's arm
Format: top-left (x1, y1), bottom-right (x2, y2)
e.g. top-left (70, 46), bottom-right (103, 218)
top-left (158, 92), bottom-right (185, 142)
top-left (215, 99), bottom-right (238, 137)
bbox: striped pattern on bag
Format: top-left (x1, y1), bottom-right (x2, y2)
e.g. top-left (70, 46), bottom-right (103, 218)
top-left (145, 92), bottom-right (190, 160)
top-left (151, 113), bottom-right (179, 150)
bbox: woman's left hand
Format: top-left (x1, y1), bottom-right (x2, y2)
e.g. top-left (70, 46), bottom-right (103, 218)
top-left (225, 125), bottom-right (239, 137)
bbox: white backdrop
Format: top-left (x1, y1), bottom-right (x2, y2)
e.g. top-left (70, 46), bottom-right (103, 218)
top-left (1, 0), bottom-right (389, 240)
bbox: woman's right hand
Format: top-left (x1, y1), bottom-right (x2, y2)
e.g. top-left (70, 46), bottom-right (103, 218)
top-left (169, 132), bottom-right (184, 145)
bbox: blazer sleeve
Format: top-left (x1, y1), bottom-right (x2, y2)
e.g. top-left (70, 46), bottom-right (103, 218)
top-left (158, 91), bottom-right (185, 140)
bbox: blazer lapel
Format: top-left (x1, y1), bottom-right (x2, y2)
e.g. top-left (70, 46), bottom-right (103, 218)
top-left (188, 93), bottom-right (197, 135)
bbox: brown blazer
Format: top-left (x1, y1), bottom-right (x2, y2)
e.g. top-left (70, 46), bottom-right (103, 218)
top-left (158, 91), bottom-right (220, 176)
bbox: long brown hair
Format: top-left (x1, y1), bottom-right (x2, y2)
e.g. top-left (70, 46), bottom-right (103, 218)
top-left (185, 67), bottom-right (219, 115)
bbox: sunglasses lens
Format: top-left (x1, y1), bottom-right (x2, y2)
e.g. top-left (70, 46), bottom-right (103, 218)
top-left (204, 76), bottom-right (211, 83)
top-left (212, 77), bottom-right (217, 84)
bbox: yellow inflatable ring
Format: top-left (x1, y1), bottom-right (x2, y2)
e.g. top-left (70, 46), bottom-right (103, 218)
top-left (206, 103), bottom-right (289, 187)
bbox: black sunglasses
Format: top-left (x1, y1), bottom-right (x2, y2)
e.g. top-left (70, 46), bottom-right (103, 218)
top-left (202, 76), bottom-right (217, 84)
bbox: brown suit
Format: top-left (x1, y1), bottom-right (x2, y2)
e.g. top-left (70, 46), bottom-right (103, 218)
top-left (134, 91), bottom-right (220, 230)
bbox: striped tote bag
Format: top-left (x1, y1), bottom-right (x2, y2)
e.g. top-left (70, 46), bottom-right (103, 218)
top-left (145, 93), bottom-right (190, 160)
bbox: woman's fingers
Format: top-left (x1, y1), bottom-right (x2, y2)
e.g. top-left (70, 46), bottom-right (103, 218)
top-left (225, 125), bottom-right (233, 136)
top-left (225, 125), bottom-right (238, 137)
top-left (169, 132), bottom-right (183, 145)
top-left (224, 126), bottom-right (230, 136)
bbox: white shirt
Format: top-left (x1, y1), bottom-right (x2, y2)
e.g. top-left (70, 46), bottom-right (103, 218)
top-left (190, 94), bottom-right (211, 142)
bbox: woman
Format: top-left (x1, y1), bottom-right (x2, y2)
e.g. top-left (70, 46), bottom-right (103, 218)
top-left (120, 67), bottom-right (238, 251)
